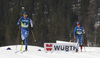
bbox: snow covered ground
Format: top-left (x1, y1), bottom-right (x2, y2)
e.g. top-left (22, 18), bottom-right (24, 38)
top-left (0, 45), bottom-right (100, 58)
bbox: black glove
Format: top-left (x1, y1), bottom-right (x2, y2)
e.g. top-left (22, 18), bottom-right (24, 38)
top-left (31, 27), bottom-right (33, 31)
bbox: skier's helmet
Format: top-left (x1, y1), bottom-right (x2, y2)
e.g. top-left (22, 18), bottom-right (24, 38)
top-left (77, 22), bottom-right (80, 26)
top-left (23, 11), bottom-right (28, 15)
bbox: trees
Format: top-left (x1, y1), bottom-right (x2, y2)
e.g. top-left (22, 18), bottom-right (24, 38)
top-left (84, 0), bottom-right (97, 46)
top-left (0, 0), bottom-right (99, 47)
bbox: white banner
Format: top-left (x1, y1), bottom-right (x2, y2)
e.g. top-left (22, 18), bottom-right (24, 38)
top-left (44, 43), bottom-right (76, 52)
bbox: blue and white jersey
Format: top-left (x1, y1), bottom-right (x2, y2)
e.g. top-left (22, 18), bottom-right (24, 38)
top-left (74, 26), bottom-right (85, 37)
top-left (17, 16), bottom-right (33, 31)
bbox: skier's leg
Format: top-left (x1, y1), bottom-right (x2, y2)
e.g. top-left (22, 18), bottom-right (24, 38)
top-left (21, 30), bottom-right (25, 44)
top-left (21, 30), bottom-right (25, 39)
top-left (25, 31), bottom-right (29, 51)
top-left (25, 38), bottom-right (28, 51)
top-left (76, 37), bottom-right (79, 52)
top-left (20, 30), bottom-right (25, 51)
top-left (80, 37), bottom-right (83, 51)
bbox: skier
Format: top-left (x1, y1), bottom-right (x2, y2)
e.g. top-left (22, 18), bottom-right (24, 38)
top-left (74, 22), bottom-right (85, 52)
top-left (17, 11), bottom-right (33, 51)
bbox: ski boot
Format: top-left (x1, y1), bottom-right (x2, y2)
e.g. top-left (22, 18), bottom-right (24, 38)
top-left (25, 46), bottom-right (28, 51)
top-left (80, 45), bottom-right (82, 52)
top-left (76, 49), bottom-right (78, 52)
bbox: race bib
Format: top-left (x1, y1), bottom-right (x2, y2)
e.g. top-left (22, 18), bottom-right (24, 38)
top-left (21, 22), bottom-right (28, 28)
top-left (76, 31), bottom-right (82, 35)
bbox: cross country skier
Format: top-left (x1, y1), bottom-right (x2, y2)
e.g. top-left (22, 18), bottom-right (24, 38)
top-left (17, 11), bottom-right (33, 51)
top-left (74, 22), bottom-right (85, 52)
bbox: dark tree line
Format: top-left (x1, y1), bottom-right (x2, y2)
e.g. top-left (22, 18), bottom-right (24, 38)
top-left (0, 0), bottom-right (100, 47)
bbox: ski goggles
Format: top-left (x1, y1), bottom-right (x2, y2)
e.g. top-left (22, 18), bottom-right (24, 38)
top-left (77, 24), bottom-right (80, 26)
top-left (24, 15), bottom-right (28, 16)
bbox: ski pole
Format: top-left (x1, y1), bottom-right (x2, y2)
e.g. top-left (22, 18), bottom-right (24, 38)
top-left (83, 34), bottom-right (86, 52)
top-left (83, 39), bottom-right (86, 52)
top-left (16, 25), bottom-right (21, 50)
top-left (31, 30), bottom-right (36, 42)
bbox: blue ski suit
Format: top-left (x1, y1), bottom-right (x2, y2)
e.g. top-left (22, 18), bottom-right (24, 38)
top-left (17, 16), bottom-right (33, 47)
top-left (74, 26), bottom-right (85, 50)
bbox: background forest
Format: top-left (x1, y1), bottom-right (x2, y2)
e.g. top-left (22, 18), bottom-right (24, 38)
top-left (0, 0), bottom-right (100, 47)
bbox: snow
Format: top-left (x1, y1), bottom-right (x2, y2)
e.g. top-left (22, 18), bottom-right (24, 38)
top-left (0, 41), bottom-right (100, 58)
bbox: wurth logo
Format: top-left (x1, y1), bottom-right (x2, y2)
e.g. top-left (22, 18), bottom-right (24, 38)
top-left (44, 44), bottom-right (53, 52)
top-left (46, 44), bottom-right (52, 51)
top-left (44, 43), bottom-right (76, 52)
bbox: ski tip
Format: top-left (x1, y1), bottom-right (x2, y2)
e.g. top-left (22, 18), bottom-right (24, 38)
top-left (15, 51), bottom-right (19, 54)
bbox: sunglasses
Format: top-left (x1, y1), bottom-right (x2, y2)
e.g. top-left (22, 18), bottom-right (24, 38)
top-left (24, 15), bottom-right (28, 16)
top-left (77, 24), bottom-right (80, 26)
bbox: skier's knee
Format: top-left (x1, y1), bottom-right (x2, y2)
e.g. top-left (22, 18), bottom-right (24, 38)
top-left (80, 45), bottom-right (82, 47)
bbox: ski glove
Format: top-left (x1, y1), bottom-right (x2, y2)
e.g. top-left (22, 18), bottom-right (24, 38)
top-left (74, 36), bottom-right (76, 42)
top-left (74, 36), bottom-right (76, 39)
top-left (17, 22), bottom-right (20, 25)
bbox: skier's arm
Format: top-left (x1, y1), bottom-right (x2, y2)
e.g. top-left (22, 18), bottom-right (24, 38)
top-left (30, 19), bottom-right (33, 28)
top-left (82, 27), bottom-right (85, 34)
top-left (17, 17), bottom-right (22, 25)
top-left (30, 19), bottom-right (34, 31)
top-left (74, 27), bottom-right (76, 37)
top-left (74, 27), bottom-right (77, 41)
